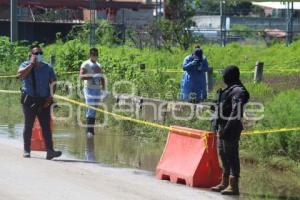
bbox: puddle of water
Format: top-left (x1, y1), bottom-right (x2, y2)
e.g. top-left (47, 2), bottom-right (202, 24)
top-left (0, 124), bottom-right (164, 171)
top-left (0, 124), bottom-right (299, 199)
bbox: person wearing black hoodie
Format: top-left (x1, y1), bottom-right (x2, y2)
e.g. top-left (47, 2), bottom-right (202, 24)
top-left (210, 65), bottom-right (250, 195)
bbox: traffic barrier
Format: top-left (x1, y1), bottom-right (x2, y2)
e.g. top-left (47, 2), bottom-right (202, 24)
top-left (156, 126), bottom-right (222, 188)
top-left (31, 117), bottom-right (53, 151)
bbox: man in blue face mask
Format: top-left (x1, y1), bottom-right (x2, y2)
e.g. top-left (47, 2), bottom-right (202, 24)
top-left (17, 44), bottom-right (62, 160)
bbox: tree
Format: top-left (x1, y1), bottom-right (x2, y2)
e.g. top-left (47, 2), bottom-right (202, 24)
top-left (158, 0), bottom-right (197, 50)
top-left (197, 0), bottom-right (220, 15)
top-left (230, 1), bottom-right (253, 16)
top-left (164, 0), bottom-right (196, 21)
top-left (196, 1), bottom-right (261, 16)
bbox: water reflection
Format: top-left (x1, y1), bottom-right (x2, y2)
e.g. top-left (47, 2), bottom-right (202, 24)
top-left (85, 137), bottom-right (96, 161)
top-left (53, 126), bottom-right (164, 171)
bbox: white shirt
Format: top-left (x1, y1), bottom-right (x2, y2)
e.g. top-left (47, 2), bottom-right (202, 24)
top-left (80, 59), bottom-right (102, 89)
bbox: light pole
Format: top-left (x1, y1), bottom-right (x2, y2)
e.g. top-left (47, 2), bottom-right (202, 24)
top-left (89, 0), bottom-right (96, 47)
top-left (286, 1), bottom-right (294, 46)
top-left (10, 0), bottom-right (18, 43)
top-left (220, 0), bottom-right (226, 47)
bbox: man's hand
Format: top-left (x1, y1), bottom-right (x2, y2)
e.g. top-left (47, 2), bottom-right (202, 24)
top-left (30, 55), bottom-right (38, 66)
top-left (17, 60), bottom-right (35, 79)
top-left (43, 96), bottom-right (54, 108)
top-left (192, 59), bottom-right (200, 64)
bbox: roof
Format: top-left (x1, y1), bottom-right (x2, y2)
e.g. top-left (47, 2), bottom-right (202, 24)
top-left (252, 2), bottom-right (300, 10)
top-left (264, 28), bottom-right (286, 38)
top-left (0, 0), bottom-right (155, 10)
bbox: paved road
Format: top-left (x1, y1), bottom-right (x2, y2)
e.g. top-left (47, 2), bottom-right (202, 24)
top-left (0, 138), bottom-right (235, 200)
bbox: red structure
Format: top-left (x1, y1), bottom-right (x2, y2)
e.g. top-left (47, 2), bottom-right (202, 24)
top-left (0, 0), bottom-right (154, 41)
top-left (156, 126), bottom-right (222, 188)
top-left (0, 0), bottom-right (154, 23)
top-left (0, 0), bottom-right (154, 10)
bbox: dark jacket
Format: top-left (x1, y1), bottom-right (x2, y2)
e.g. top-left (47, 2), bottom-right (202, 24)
top-left (213, 82), bottom-right (250, 140)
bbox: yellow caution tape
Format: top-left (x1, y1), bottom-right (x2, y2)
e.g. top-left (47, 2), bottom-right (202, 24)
top-left (0, 72), bottom-right (78, 79)
top-left (1, 67), bottom-right (300, 79)
top-left (144, 68), bottom-right (300, 74)
top-left (55, 95), bottom-right (210, 139)
top-left (145, 69), bottom-right (183, 73)
top-left (243, 127), bottom-right (300, 135)
top-left (0, 89), bottom-right (299, 137)
top-left (146, 69), bottom-right (254, 74)
top-left (0, 75), bottom-right (18, 79)
top-left (0, 89), bottom-right (20, 94)
top-left (54, 94), bottom-right (171, 131)
top-left (0, 89), bottom-right (206, 139)
top-left (57, 72), bottom-right (78, 75)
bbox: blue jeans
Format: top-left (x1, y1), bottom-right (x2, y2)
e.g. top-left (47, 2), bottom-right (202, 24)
top-left (83, 88), bottom-right (101, 119)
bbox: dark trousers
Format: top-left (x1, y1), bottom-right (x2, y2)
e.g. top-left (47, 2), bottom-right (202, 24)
top-left (22, 104), bottom-right (53, 152)
top-left (217, 137), bottom-right (240, 178)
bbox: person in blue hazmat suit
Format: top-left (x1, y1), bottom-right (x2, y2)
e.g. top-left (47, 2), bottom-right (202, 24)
top-left (180, 48), bottom-right (209, 103)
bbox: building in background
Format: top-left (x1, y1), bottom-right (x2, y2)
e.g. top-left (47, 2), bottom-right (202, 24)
top-left (0, 0), bottom-right (155, 42)
top-left (252, 2), bottom-right (300, 18)
top-left (83, 0), bottom-right (162, 28)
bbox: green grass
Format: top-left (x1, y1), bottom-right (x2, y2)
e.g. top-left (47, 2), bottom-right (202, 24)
top-left (1, 36), bottom-right (300, 167)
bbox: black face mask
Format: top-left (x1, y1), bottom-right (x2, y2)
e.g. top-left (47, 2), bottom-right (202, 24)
top-left (222, 66), bottom-right (240, 86)
top-left (223, 75), bottom-right (232, 85)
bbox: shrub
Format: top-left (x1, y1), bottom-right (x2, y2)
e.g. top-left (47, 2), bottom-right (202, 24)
top-left (247, 90), bottom-right (300, 161)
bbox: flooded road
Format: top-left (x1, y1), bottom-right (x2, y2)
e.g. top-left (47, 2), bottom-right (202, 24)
top-left (0, 124), bottom-right (300, 199)
top-left (0, 124), bottom-right (164, 171)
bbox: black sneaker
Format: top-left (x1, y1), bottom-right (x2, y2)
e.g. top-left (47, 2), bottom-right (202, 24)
top-left (23, 151), bottom-right (31, 158)
top-left (46, 150), bottom-right (62, 160)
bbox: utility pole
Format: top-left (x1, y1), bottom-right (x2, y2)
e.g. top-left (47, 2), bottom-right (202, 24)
top-left (89, 0), bottom-right (96, 47)
top-left (122, 8), bottom-right (125, 44)
top-left (155, 0), bottom-right (159, 48)
top-left (158, 0), bottom-right (162, 47)
top-left (10, 0), bottom-right (18, 43)
top-left (158, 0), bottom-right (162, 22)
top-left (156, 0), bottom-right (158, 19)
top-left (220, 0), bottom-right (226, 47)
top-left (286, 1), bottom-right (294, 46)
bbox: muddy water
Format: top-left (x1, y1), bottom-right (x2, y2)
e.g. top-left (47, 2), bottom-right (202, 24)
top-left (0, 124), bottom-right (300, 200)
top-left (0, 124), bottom-right (164, 171)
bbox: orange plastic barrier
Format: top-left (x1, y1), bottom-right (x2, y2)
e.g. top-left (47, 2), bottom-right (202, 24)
top-left (31, 118), bottom-right (53, 151)
top-left (156, 126), bottom-right (222, 188)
